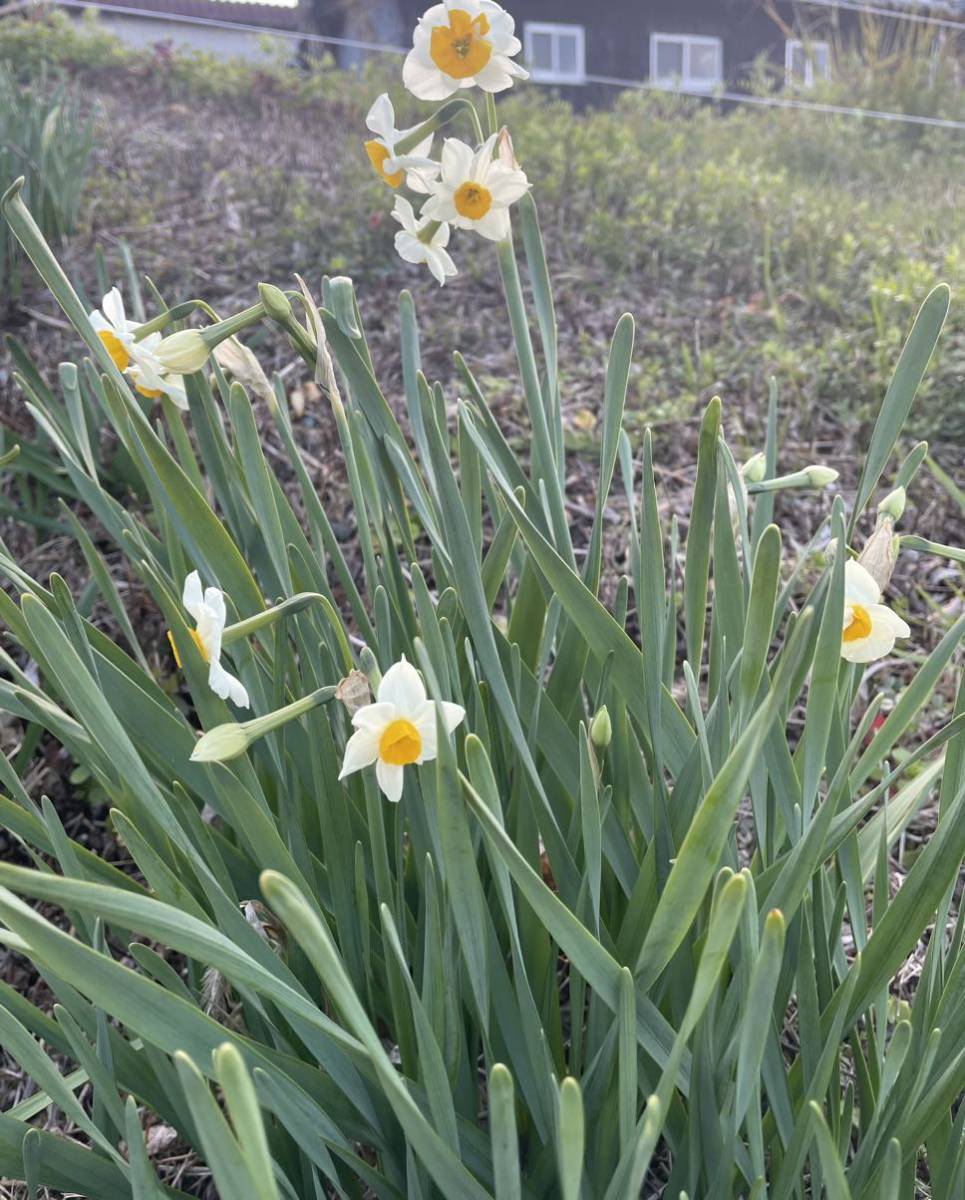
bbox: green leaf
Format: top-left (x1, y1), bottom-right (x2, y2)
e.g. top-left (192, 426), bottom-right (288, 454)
top-left (849, 284), bottom-right (949, 534)
top-left (558, 1077), bottom-right (585, 1200)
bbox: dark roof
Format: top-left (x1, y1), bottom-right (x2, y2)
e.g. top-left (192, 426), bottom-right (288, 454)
top-left (86, 0), bottom-right (302, 32)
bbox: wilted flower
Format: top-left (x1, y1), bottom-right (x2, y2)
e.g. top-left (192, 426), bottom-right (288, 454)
top-left (422, 133), bottom-right (529, 241)
top-left (392, 196), bottom-right (457, 285)
top-left (841, 560), bottom-right (910, 663)
top-left (89, 287), bottom-right (136, 371)
top-left (171, 571), bottom-right (250, 708)
top-left (364, 93), bottom-right (437, 192)
top-left (403, 1), bottom-right (527, 100)
top-left (338, 657), bottom-right (465, 802)
top-left (155, 329), bottom-right (210, 374)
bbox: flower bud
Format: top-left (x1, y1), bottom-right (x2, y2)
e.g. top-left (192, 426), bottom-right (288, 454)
top-left (804, 465), bottom-right (839, 488)
top-left (877, 486), bottom-right (906, 521)
top-left (190, 721), bottom-right (252, 763)
top-left (590, 705), bottom-right (612, 750)
top-left (258, 282), bottom-right (293, 324)
top-left (155, 329), bottom-right (210, 374)
top-left (741, 451), bottom-right (767, 483)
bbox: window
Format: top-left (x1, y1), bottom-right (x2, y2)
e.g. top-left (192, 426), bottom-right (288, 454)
top-left (650, 34), bottom-right (723, 91)
top-left (524, 22), bottom-right (586, 84)
top-left (785, 39), bottom-right (831, 87)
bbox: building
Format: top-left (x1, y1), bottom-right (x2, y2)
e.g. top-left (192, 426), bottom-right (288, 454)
top-left (390, 0), bottom-right (964, 95)
top-left (48, 0), bottom-right (965, 84)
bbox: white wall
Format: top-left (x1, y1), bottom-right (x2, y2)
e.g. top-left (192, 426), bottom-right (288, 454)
top-left (94, 13), bottom-right (291, 62)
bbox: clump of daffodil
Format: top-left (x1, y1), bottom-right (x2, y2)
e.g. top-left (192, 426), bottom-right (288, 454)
top-left (339, 657), bottom-right (465, 802)
top-left (364, 94), bottom-right (437, 191)
top-left (170, 572), bottom-right (250, 708)
top-left (422, 132), bottom-right (529, 241)
top-left (403, 1), bottom-right (527, 100)
top-left (841, 559), bottom-right (910, 663)
top-left (392, 197), bottom-right (457, 285)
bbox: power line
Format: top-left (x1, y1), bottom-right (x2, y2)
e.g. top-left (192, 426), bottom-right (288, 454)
top-left (796, 0), bottom-right (965, 33)
top-left (584, 72), bottom-right (965, 130)
top-left (28, 0), bottom-right (965, 132)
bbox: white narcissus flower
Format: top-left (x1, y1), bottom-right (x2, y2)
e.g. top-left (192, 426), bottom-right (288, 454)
top-left (338, 657), bottom-right (465, 802)
top-left (127, 332), bottom-right (188, 409)
top-left (364, 93), bottom-right (437, 193)
top-left (171, 572), bottom-right (250, 708)
top-left (841, 560), bottom-right (910, 663)
top-left (89, 287), bottom-right (137, 371)
top-left (403, 0), bottom-right (527, 100)
top-left (392, 197), bottom-right (457, 285)
top-left (88, 288), bottom-right (187, 406)
top-left (422, 133), bottom-right (529, 241)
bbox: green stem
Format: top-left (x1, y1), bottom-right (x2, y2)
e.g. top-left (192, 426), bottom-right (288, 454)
top-left (485, 92), bottom-right (499, 137)
top-left (395, 96), bottom-right (483, 153)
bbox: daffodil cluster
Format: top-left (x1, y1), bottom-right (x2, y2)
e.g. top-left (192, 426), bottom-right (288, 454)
top-left (363, 1), bottom-right (531, 284)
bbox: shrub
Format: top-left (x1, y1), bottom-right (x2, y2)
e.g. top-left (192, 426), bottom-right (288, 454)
top-left (0, 5), bottom-right (963, 1197)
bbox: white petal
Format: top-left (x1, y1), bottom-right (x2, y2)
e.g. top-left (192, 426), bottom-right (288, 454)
top-left (392, 195), bottom-right (418, 234)
top-left (339, 726), bottom-right (381, 778)
top-left (377, 657), bottom-right (427, 715)
top-left (102, 287), bottom-right (126, 331)
top-left (472, 57), bottom-right (517, 93)
top-left (844, 560), bottom-right (881, 606)
top-left (351, 701), bottom-right (396, 731)
top-left (473, 207), bottom-right (511, 241)
top-left (208, 659), bottom-right (250, 708)
top-left (471, 133), bottom-right (498, 178)
top-left (365, 93), bottom-right (396, 139)
top-left (403, 52), bottom-right (457, 101)
top-left (487, 164), bottom-right (529, 206)
top-left (376, 759), bottom-right (405, 803)
top-left (182, 571), bottom-right (204, 618)
top-left (440, 137), bottom-right (474, 186)
top-left (396, 230), bottom-right (429, 265)
top-left (438, 700), bottom-right (466, 733)
top-left (420, 191), bottom-right (456, 223)
top-left (161, 377), bottom-right (189, 410)
top-left (841, 633), bottom-right (896, 663)
top-left (426, 245), bottom-right (457, 285)
top-left (203, 587), bottom-right (227, 627)
top-left (868, 604), bottom-right (911, 639)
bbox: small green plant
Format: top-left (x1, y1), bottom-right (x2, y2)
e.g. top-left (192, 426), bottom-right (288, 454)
top-left (0, 3), bottom-right (962, 1197)
top-left (0, 64), bottom-right (94, 306)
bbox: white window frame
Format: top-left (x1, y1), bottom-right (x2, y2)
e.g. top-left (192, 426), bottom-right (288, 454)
top-left (784, 38), bottom-right (831, 87)
top-left (649, 33), bottom-right (723, 92)
top-left (523, 21), bottom-right (586, 84)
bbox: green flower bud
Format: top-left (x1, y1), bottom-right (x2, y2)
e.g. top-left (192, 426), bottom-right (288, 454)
top-left (258, 282), bottom-right (293, 324)
top-left (590, 705), bottom-right (612, 750)
top-left (155, 329), bottom-right (210, 374)
top-left (741, 451), bottom-right (767, 483)
top-left (190, 721), bottom-right (252, 763)
top-left (877, 486), bottom-right (906, 521)
top-left (804, 465), bottom-right (839, 488)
